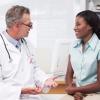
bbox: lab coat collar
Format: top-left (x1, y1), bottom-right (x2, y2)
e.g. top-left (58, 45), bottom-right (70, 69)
top-left (3, 31), bottom-right (21, 49)
top-left (1, 32), bottom-right (21, 53)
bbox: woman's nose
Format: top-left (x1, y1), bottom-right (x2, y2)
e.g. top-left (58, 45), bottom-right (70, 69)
top-left (74, 26), bottom-right (78, 31)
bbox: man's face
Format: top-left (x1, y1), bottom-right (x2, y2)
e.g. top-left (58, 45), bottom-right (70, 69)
top-left (18, 13), bottom-right (32, 38)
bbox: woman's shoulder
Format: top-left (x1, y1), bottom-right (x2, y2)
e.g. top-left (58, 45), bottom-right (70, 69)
top-left (70, 39), bottom-right (81, 48)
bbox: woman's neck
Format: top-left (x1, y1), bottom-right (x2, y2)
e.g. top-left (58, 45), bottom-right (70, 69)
top-left (81, 32), bottom-right (93, 53)
top-left (82, 32), bottom-right (93, 45)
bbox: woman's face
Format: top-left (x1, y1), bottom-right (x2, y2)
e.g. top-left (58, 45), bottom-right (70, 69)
top-left (74, 16), bottom-right (92, 39)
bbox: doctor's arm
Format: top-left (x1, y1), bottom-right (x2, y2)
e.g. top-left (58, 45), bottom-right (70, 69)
top-left (33, 55), bottom-right (57, 89)
top-left (34, 64), bottom-right (57, 89)
top-left (27, 41), bottom-right (57, 89)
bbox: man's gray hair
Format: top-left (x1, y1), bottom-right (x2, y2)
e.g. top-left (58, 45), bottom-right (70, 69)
top-left (6, 5), bottom-right (30, 28)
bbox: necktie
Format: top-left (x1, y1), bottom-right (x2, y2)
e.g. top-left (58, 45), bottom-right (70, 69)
top-left (16, 42), bottom-right (21, 51)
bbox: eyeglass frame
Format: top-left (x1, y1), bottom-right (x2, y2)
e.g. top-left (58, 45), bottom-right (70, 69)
top-left (21, 22), bottom-right (33, 29)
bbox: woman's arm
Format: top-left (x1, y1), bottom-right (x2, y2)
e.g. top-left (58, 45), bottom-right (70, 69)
top-left (66, 61), bottom-right (100, 94)
top-left (65, 55), bottom-right (74, 86)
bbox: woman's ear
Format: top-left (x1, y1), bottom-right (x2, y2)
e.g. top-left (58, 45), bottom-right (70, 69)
top-left (87, 25), bottom-right (92, 31)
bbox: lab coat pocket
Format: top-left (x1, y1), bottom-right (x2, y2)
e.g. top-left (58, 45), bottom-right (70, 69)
top-left (2, 61), bottom-right (17, 79)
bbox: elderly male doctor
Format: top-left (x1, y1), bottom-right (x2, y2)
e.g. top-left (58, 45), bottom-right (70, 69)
top-left (0, 5), bottom-right (57, 100)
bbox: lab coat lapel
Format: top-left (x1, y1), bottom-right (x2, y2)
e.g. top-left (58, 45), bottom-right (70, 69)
top-left (13, 43), bottom-right (32, 84)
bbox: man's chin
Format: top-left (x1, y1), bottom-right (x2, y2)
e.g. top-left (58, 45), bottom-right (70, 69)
top-left (24, 33), bottom-right (29, 37)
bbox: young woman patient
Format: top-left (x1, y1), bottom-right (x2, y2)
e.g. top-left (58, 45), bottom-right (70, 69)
top-left (61, 10), bottom-right (100, 100)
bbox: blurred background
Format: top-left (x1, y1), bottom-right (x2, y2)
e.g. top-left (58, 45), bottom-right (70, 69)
top-left (0, 0), bottom-right (99, 74)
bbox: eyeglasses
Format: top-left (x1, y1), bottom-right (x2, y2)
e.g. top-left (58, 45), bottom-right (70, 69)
top-left (21, 22), bottom-right (33, 29)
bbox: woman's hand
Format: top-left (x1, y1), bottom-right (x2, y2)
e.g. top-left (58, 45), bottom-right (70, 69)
top-left (65, 82), bottom-right (76, 95)
top-left (74, 92), bottom-right (84, 100)
top-left (65, 86), bottom-right (76, 95)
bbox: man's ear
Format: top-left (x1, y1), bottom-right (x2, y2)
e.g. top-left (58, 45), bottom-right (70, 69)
top-left (12, 23), bottom-right (19, 32)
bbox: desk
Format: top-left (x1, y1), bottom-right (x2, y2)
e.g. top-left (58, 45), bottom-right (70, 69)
top-left (40, 81), bottom-right (67, 100)
top-left (48, 81), bottom-right (66, 94)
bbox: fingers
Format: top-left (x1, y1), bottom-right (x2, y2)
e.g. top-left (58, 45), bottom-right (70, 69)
top-left (45, 78), bottom-right (58, 88)
top-left (53, 81), bottom-right (58, 87)
top-left (49, 81), bottom-right (58, 88)
top-left (34, 87), bottom-right (42, 93)
top-left (74, 96), bottom-right (83, 100)
top-left (21, 86), bottom-right (42, 95)
top-left (28, 87), bottom-right (42, 95)
top-left (74, 95), bottom-right (83, 100)
top-left (74, 92), bottom-right (83, 100)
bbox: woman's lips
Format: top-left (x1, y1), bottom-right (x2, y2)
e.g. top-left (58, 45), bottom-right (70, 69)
top-left (75, 31), bottom-right (80, 36)
top-left (75, 31), bottom-right (79, 34)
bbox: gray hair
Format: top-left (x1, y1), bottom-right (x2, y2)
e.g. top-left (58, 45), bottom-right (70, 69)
top-left (5, 5), bottom-right (30, 28)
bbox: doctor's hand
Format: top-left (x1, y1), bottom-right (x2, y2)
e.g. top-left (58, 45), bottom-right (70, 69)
top-left (21, 87), bottom-right (42, 95)
top-left (44, 77), bottom-right (58, 88)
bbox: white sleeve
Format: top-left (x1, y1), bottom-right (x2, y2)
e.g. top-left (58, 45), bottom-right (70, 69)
top-left (34, 66), bottom-right (49, 87)
top-left (26, 40), bottom-right (49, 87)
top-left (0, 64), bottom-right (22, 100)
top-left (31, 50), bottom-right (49, 87)
top-left (0, 47), bottom-right (22, 100)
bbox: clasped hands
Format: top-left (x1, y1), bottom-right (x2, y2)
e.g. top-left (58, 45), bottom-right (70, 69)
top-left (65, 83), bottom-right (86, 100)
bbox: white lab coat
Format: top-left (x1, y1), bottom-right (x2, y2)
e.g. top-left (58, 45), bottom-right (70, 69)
top-left (0, 32), bottom-right (48, 100)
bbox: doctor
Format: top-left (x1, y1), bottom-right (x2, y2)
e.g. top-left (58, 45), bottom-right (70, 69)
top-left (0, 5), bottom-right (57, 100)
